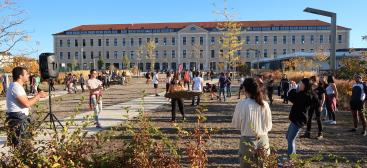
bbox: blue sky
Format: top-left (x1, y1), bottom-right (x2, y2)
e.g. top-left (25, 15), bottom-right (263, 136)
top-left (10, 0), bottom-right (367, 58)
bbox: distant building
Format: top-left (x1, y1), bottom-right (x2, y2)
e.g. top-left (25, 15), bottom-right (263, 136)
top-left (0, 52), bottom-right (13, 72)
top-left (53, 20), bottom-right (350, 72)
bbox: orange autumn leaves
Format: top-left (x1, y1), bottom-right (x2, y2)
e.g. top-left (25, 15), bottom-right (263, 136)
top-left (4, 56), bottom-right (39, 74)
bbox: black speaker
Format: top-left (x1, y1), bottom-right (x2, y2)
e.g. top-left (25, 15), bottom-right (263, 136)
top-left (39, 53), bottom-right (59, 80)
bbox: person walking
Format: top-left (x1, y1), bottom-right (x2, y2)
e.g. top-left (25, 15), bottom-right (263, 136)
top-left (6, 67), bottom-right (47, 147)
top-left (349, 74), bottom-right (367, 136)
top-left (87, 69), bottom-right (103, 128)
top-left (165, 71), bottom-right (172, 94)
top-left (152, 71), bottom-right (160, 96)
top-left (325, 75), bottom-right (338, 125)
top-left (168, 73), bottom-right (185, 122)
top-left (232, 78), bottom-right (272, 168)
top-left (286, 78), bottom-right (314, 155)
top-left (302, 76), bottom-right (325, 139)
top-left (280, 74), bottom-right (290, 104)
top-left (218, 72), bottom-right (227, 102)
top-left (266, 75), bottom-right (274, 105)
top-left (226, 73), bottom-right (232, 97)
top-left (191, 71), bottom-right (204, 106)
top-left (79, 74), bottom-right (85, 92)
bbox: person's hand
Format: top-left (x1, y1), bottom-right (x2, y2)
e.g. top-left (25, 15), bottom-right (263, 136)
top-left (37, 91), bottom-right (48, 98)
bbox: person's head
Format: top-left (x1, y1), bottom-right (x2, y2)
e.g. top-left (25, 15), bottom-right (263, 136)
top-left (90, 69), bottom-right (97, 78)
top-left (327, 75), bottom-right (335, 84)
top-left (80, 74), bottom-right (83, 77)
top-left (243, 78), bottom-right (264, 106)
top-left (12, 67), bottom-right (29, 83)
top-left (166, 71), bottom-right (171, 77)
top-left (194, 71), bottom-right (199, 77)
top-left (299, 78), bottom-right (312, 92)
top-left (220, 72), bottom-right (224, 76)
top-left (355, 74), bottom-right (362, 83)
top-left (282, 74), bottom-right (287, 79)
top-left (310, 76), bottom-right (317, 84)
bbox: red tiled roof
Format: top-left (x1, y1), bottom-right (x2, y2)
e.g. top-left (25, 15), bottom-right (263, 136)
top-left (55, 20), bottom-right (350, 35)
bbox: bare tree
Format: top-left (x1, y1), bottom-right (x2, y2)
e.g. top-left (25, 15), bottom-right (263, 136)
top-left (0, 0), bottom-right (29, 62)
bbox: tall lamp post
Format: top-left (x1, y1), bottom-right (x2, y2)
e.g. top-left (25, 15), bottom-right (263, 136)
top-left (304, 7), bottom-right (337, 73)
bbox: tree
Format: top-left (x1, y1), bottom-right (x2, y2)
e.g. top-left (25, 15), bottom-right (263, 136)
top-left (3, 55), bottom-right (39, 74)
top-left (145, 41), bottom-right (156, 71)
top-left (190, 43), bottom-right (202, 71)
top-left (122, 55), bottom-right (130, 70)
top-left (0, 0), bottom-right (29, 62)
top-left (97, 57), bottom-right (104, 70)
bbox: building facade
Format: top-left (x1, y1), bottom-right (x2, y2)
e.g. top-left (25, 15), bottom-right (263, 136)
top-left (53, 20), bottom-right (350, 72)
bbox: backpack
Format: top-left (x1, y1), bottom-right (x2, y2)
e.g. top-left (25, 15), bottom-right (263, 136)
top-left (351, 83), bottom-right (367, 102)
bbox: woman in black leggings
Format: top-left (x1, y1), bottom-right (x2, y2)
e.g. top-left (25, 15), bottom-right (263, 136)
top-left (168, 72), bottom-right (185, 122)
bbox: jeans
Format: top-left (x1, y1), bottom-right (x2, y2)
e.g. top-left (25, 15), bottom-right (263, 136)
top-left (287, 122), bottom-right (301, 155)
top-left (239, 135), bottom-right (270, 168)
top-left (219, 87), bottom-right (226, 101)
top-left (6, 112), bottom-right (31, 147)
top-left (91, 95), bottom-right (102, 124)
top-left (226, 85), bottom-right (232, 97)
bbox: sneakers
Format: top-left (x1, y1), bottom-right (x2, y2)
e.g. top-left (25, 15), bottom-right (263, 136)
top-left (329, 121), bottom-right (336, 125)
top-left (155, 94), bottom-right (159, 96)
top-left (362, 130), bottom-right (367, 136)
top-left (316, 133), bottom-right (323, 140)
top-left (300, 132), bottom-right (311, 139)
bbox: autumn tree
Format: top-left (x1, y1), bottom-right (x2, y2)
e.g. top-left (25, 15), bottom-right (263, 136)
top-left (97, 57), bottom-right (104, 70)
top-left (3, 55), bottom-right (39, 74)
top-left (145, 41), bottom-right (156, 71)
top-left (122, 55), bottom-right (130, 70)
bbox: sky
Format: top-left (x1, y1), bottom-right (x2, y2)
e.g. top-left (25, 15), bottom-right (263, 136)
top-left (7, 0), bottom-right (367, 58)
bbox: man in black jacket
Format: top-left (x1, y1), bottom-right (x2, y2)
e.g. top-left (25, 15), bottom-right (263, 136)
top-left (280, 74), bottom-right (290, 104)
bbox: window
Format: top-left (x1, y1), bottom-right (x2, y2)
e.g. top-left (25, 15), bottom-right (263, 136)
top-left (122, 51), bottom-right (126, 57)
top-left (311, 35), bottom-right (314, 44)
top-left (75, 39), bottom-right (78, 47)
top-left (191, 37), bottom-right (195, 45)
top-left (139, 38), bottom-right (142, 46)
top-left (91, 51), bottom-right (94, 59)
top-left (130, 51), bottom-right (134, 59)
top-left (211, 37), bottom-right (215, 45)
top-left (105, 39), bottom-right (110, 46)
top-left (82, 51), bottom-right (86, 59)
top-left (106, 51), bottom-right (110, 59)
top-left (264, 36), bottom-right (268, 44)
top-left (59, 40), bottom-right (63, 47)
top-left (273, 49), bottom-right (277, 57)
top-left (130, 38), bottom-right (134, 46)
top-left (163, 50), bottom-right (167, 57)
top-left (163, 37), bottom-right (167, 45)
top-left (320, 35), bottom-right (324, 43)
top-left (98, 39), bottom-right (102, 46)
top-left (283, 36), bottom-right (286, 44)
top-left (255, 36), bottom-right (259, 44)
top-left (200, 37), bottom-right (204, 45)
top-left (114, 51), bottom-right (118, 59)
top-left (172, 50), bottom-right (176, 58)
top-left (338, 35), bottom-right (342, 43)
top-left (75, 51), bottom-right (79, 59)
top-left (292, 49), bottom-right (296, 53)
top-left (82, 39), bottom-right (86, 47)
top-left (220, 50), bottom-right (224, 57)
top-left (147, 38), bottom-right (151, 43)
top-left (172, 37), bottom-right (175, 45)
top-left (237, 50), bottom-right (241, 56)
top-left (246, 50), bottom-right (250, 57)
top-left (263, 49), bottom-right (268, 58)
top-left (90, 39), bottom-right (94, 46)
top-left (301, 49), bottom-right (305, 52)
top-left (155, 37), bottom-right (158, 44)
top-left (67, 39), bottom-right (70, 47)
top-left (59, 52), bottom-right (63, 60)
top-left (191, 50), bottom-right (194, 58)
top-left (155, 50), bottom-right (159, 59)
top-left (122, 38), bottom-right (126, 46)
top-left (310, 49), bottom-right (314, 52)
top-left (282, 49), bottom-right (286, 55)
top-left (183, 50), bottom-right (186, 58)
top-left (246, 36), bottom-right (250, 44)
top-left (292, 35), bottom-right (295, 44)
top-left (182, 37), bottom-right (187, 45)
top-left (114, 38), bottom-right (118, 46)
top-left (98, 51), bottom-right (102, 58)
top-left (273, 36), bottom-right (277, 44)
top-left (301, 35), bottom-right (305, 44)
top-left (200, 50), bottom-right (203, 58)
top-left (67, 52), bottom-right (71, 59)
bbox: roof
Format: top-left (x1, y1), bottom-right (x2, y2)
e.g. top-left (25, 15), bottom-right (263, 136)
top-left (54, 20), bottom-right (351, 35)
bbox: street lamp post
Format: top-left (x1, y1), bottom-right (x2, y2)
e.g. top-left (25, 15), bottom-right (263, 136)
top-left (304, 7), bottom-right (337, 73)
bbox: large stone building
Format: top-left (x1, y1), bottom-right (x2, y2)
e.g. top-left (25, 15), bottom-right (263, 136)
top-left (53, 20), bottom-right (350, 72)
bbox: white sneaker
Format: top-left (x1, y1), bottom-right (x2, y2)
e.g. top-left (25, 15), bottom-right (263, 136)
top-left (329, 121), bottom-right (336, 125)
top-left (323, 120), bottom-right (331, 124)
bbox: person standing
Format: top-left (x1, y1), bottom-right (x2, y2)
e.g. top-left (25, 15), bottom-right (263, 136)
top-left (302, 76), bottom-right (324, 139)
top-left (152, 71), bottom-right (160, 96)
top-left (183, 70), bottom-right (191, 90)
top-left (168, 73), bottom-right (185, 122)
top-left (165, 71), bottom-right (172, 94)
top-left (280, 74), bottom-right (290, 104)
top-left (325, 75), bottom-right (338, 125)
top-left (349, 74), bottom-right (367, 136)
top-left (191, 71), bottom-right (204, 106)
top-left (87, 69), bottom-right (103, 128)
top-left (231, 78), bottom-right (272, 168)
top-left (266, 75), bottom-right (274, 105)
top-left (6, 67), bottom-right (47, 146)
top-left (286, 78), bottom-right (314, 155)
top-left (226, 73), bottom-right (232, 97)
top-left (218, 72), bottom-right (227, 102)
top-left (79, 74), bottom-right (85, 92)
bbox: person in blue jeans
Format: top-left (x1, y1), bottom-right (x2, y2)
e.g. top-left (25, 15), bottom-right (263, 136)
top-left (218, 72), bottom-right (227, 102)
top-left (286, 78), bottom-right (315, 155)
top-left (225, 72), bottom-right (232, 97)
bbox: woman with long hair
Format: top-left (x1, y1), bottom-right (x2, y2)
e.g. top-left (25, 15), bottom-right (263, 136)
top-left (168, 72), bottom-right (185, 122)
top-left (165, 71), bottom-right (172, 94)
top-left (325, 75), bottom-right (338, 125)
top-left (232, 78), bottom-right (272, 167)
